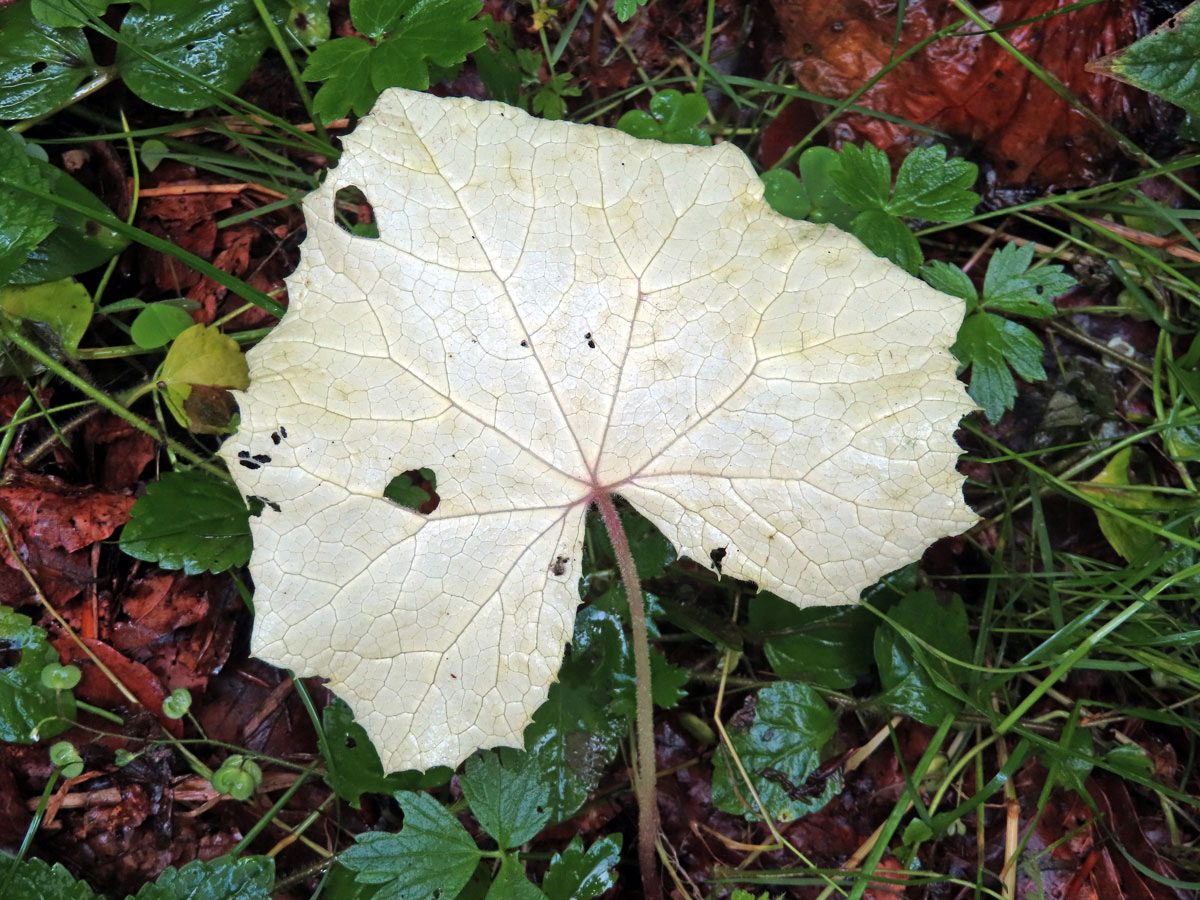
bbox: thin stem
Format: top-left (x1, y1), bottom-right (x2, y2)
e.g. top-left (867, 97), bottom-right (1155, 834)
top-left (595, 491), bottom-right (662, 899)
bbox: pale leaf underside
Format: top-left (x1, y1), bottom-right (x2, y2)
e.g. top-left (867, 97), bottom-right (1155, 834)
top-left (220, 89), bottom-right (977, 772)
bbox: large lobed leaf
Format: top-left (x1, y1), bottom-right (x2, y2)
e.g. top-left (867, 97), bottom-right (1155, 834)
top-left (220, 89), bottom-right (976, 772)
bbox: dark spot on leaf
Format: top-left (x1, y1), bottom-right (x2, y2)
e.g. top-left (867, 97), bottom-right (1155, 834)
top-left (344, 736), bottom-right (356, 749)
top-left (334, 185), bottom-right (380, 239)
top-left (239, 460), bottom-right (261, 470)
top-left (252, 454), bottom-right (271, 464)
top-left (30, 61), bottom-right (47, 74)
top-left (709, 546), bottom-right (727, 573)
top-left (1035, 284), bottom-right (1044, 294)
top-left (550, 555), bottom-right (569, 576)
top-left (271, 432), bottom-right (281, 444)
top-left (520, 340), bottom-right (527, 347)
top-left (185, 43), bottom-right (196, 51)
top-left (238, 450), bottom-right (250, 458)
top-left (0, 641), bottom-right (20, 670)
top-left (295, 12), bottom-right (309, 28)
top-left (279, 426), bottom-right (287, 438)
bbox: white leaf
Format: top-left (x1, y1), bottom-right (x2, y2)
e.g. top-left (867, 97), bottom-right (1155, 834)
top-left (220, 89), bottom-right (977, 772)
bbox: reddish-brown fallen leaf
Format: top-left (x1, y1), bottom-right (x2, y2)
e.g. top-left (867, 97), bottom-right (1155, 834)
top-left (119, 572), bottom-right (210, 638)
top-left (0, 473), bottom-right (133, 553)
top-left (186, 227), bottom-right (256, 323)
top-left (51, 636), bottom-right (183, 737)
top-left (139, 164), bottom-right (236, 294)
top-left (83, 415), bottom-right (158, 493)
top-left (768, 0), bottom-right (1155, 189)
top-left (0, 474), bottom-right (134, 609)
top-left (112, 572), bottom-right (238, 692)
top-left (196, 661), bottom-right (317, 758)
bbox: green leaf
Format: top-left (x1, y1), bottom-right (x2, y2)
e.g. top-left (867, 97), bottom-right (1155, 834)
top-left (649, 649), bottom-right (690, 708)
top-left (131, 303), bottom-right (195, 350)
top-left (31, 0), bottom-right (110, 28)
top-left (320, 864), bottom-right (382, 900)
top-left (0, 854), bottom-right (98, 900)
top-left (0, 606), bottom-right (76, 743)
top-left (158, 324), bottom-right (250, 432)
top-left (320, 698), bottom-right (412, 807)
top-left (542, 835), bottom-right (621, 900)
top-left (340, 791), bottom-right (481, 900)
top-left (760, 170), bottom-right (811, 221)
top-left (615, 90), bottom-right (710, 145)
top-left (9, 162), bottom-right (130, 285)
top-left (711, 681), bottom-right (838, 821)
top-left (979, 242), bottom-right (1075, 318)
top-left (920, 260), bottom-right (976, 305)
top-left (749, 593), bottom-right (875, 689)
top-left (523, 684), bottom-right (608, 826)
top-left (952, 311), bottom-right (1045, 422)
top-left (349, 0), bottom-right (404, 39)
top-left (829, 142), bottom-right (892, 212)
top-left (874, 590), bottom-right (971, 726)
top-left (484, 855), bottom-right (545, 900)
top-left (119, 470), bottom-right (252, 575)
top-left (850, 208), bottom-right (923, 274)
top-left (1104, 743), bottom-right (1154, 779)
top-left (460, 750), bottom-right (551, 849)
top-left (365, 0), bottom-right (486, 93)
top-left (0, 4), bottom-right (95, 120)
top-left (612, 0), bottom-right (645, 22)
top-left (0, 278), bottom-right (93, 355)
top-left (116, 0), bottom-right (274, 112)
top-left (530, 73), bottom-right (580, 121)
top-left (1093, 3), bottom-right (1200, 116)
top-left (304, 38), bottom-right (378, 123)
top-left (887, 144), bottom-right (978, 222)
top-left (797, 147), bottom-right (858, 228)
top-left (474, 17), bottom-right (523, 107)
top-left (0, 132), bottom-right (57, 284)
top-left (283, 0), bottom-right (330, 46)
top-left (1044, 716), bottom-right (1095, 799)
top-left (130, 856), bottom-right (274, 900)
top-left (1080, 447), bottom-right (1162, 565)
top-left (522, 596), bottom-right (632, 823)
top-left (140, 140), bottom-right (170, 173)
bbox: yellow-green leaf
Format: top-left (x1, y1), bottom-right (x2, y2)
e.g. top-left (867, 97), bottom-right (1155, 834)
top-left (0, 277), bottom-right (92, 354)
top-left (159, 324), bottom-right (249, 432)
top-left (1081, 448), bottom-right (1161, 565)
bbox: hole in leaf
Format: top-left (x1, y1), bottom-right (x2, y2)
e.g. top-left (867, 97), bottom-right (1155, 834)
top-left (344, 736), bottom-right (356, 749)
top-left (0, 641), bottom-right (21, 671)
top-left (709, 546), bottom-right (727, 573)
top-left (334, 185), bottom-right (380, 239)
top-left (30, 61), bottom-right (47, 74)
top-left (383, 468), bottom-right (440, 514)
